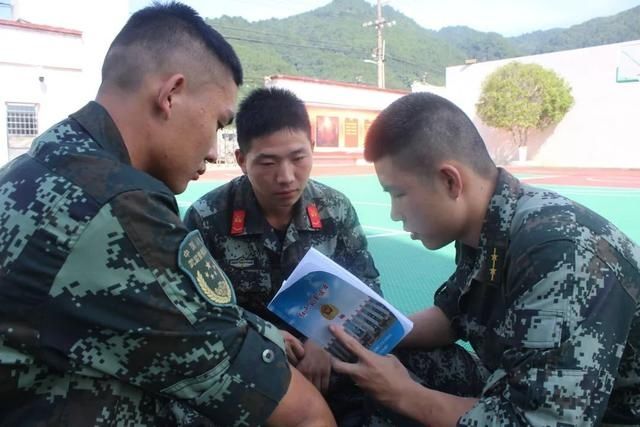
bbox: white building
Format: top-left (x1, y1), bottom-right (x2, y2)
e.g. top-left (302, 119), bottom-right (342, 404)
top-left (0, 0), bottom-right (128, 165)
top-left (266, 75), bottom-right (407, 151)
top-left (422, 41), bottom-right (640, 168)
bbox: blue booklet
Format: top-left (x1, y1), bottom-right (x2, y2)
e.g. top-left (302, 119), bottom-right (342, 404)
top-left (268, 248), bottom-right (413, 361)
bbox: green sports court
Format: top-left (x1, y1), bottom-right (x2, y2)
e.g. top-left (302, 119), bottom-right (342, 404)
top-left (177, 168), bottom-right (640, 316)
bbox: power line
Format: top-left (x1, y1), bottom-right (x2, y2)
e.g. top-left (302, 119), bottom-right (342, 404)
top-left (215, 24), bottom-right (367, 55)
top-left (210, 15), bottom-right (433, 84)
top-left (224, 35), bottom-right (369, 57)
top-left (362, 0), bottom-right (396, 88)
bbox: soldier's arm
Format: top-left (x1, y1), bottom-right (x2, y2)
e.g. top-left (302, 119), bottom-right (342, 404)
top-left (459, 240), bottom-right (633, 426)
top-left (399, 306), bottom-right (456, 349)
top-left (335, 198), bottom-right (382, 295)
top-left (46, 190), bottom-right (333, 426)
top-left (331, 325), bottom-right (477, 427)
top-left (399, 268), bottom-right (461, 349)
top-left (267, 367), bottom-right (336, 426)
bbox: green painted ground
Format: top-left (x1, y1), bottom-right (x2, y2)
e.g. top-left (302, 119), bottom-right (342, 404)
top-left (178, 175), bottom-right (640, 316)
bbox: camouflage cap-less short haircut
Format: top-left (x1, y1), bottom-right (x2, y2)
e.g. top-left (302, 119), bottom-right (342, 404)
top-left (365, 92), bottom-right (495, 178)
top-left (102, 1), bottom-right (242, 90)
top-left (236, 87), bottom-right (312, 153)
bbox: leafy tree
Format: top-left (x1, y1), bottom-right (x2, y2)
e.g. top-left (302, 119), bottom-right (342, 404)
top-left (476, 62), bottom-right (574, 151)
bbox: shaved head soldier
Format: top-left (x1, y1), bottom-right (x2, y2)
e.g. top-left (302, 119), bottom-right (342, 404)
top-left (330, 92), bottom-right (640, 426)
top-left (0, 2), bottom-right (334, 426)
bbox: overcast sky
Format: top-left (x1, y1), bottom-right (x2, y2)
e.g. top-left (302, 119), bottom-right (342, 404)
top-left (130, 0), bottom-right (640, 36)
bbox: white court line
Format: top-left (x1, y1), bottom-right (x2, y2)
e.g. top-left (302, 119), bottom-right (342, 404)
top-left (586, 176), bottom-right (640, 183)
top-left (367, 231), bottom-right (409, 239)
top-left (363, 225), bottom-right (409, 239)
top-left (555, 189), bottom-right (640, 196)
top-left (520, 175), bottom-right (563, 181)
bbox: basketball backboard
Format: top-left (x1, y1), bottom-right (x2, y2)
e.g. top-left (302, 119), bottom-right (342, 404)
top-left (617, 43), bottom-right (640, 83)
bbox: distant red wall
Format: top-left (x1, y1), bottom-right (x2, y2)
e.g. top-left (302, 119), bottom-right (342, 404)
top-left (306, 105), bottom-right (379, 151)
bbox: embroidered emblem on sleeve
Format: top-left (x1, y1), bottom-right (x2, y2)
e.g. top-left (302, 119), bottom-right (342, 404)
top-left (178, 230), bottom-right (236, 305)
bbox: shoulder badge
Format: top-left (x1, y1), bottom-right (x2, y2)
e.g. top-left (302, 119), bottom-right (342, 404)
top-left (487, 245), bottom-right (506, 285)
top-left (178, 230), bottom-right (236, 306)
top-left (307, 203), bottom-right (322, 229)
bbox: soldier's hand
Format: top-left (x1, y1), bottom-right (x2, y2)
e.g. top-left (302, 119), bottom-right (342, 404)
top-left (329, 324), bottom-right (412, 409)
top-left (297, 340), bottom-right (332, 395)
top-left (281, 330), bottom-right (305, 365)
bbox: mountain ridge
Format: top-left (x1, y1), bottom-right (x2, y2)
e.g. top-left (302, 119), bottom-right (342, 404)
top-left (205, 0), bottom-right (640, 91)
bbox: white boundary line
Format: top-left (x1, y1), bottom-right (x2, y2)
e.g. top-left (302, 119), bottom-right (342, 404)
top-left (363, 225), bottom-right (409, 239)
top-left (554, 189), bottom-right (640, 197)
top-left (586, 177), bottom-right (640, 183)
top-left (520, 175), bottom-right (564, 181)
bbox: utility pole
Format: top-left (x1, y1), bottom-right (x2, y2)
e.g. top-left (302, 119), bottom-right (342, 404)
top-left (363, 0), bottom-right (395, 88)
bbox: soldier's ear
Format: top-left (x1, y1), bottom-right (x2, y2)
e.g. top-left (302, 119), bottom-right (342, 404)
top-left (439, 164), bottom-right (463, 200)
top-left (156, 73), bottom-right (185, 120)
top-left (235, 149), bottom-right (248, 174)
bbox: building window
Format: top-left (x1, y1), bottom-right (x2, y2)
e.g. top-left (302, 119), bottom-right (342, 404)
top-left (7, 103), bottom-right (39, 137)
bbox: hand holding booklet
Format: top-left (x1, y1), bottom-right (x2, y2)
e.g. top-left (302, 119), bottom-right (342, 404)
top-left (267, 248), bottom-right (413, 361)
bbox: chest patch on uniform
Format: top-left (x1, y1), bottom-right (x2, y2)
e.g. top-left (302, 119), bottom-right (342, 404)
top-left (229, 256), bottom-right (255, 268)
top-left (178, 230), bottom-right (236, 306)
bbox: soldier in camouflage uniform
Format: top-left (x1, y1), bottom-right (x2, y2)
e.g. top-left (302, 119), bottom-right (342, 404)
top-left (0, 3), bottom-right (336, 426)
top-left (330, 92), bottom-right (640, 426)
top-left (183, 88), bottom-right (381, 423)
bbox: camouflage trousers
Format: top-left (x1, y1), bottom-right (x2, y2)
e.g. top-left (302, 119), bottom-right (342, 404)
top-left (164, 344), bottom-right (488, 426)
top-left (359, 344), bottom-right (490, 427)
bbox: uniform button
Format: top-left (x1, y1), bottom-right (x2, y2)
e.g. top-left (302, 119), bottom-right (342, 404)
top-left (262, 349), bottom-right (275, 363)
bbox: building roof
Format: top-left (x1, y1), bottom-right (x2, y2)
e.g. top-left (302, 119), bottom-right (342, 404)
top-left (266, 74), bottom-right (409, 111)
top-left (266, 74), bottom-right (410, 95)
top-left (0, 18), bottom-right (82, 36)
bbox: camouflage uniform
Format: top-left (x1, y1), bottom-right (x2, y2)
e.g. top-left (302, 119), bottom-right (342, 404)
top-left (184, 175), bottom-right (381, 426)
top-left (406, 168), bottom-right (640, 426)
top-left (0, 102), bottom-right (292, 426)
top-left (183, 175), bottom-right (381, 332)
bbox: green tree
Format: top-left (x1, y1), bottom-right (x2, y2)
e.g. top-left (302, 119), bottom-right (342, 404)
top-left (476, 62), bottom-right (574, 155)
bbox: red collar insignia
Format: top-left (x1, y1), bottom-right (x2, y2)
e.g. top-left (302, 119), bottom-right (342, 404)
top-left (230, 209), bottom-right (246, 235)
top-left (307, 203), bottom-right (322, 229)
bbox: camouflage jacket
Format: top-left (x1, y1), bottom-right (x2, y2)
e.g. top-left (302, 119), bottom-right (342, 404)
top-left (183, 175), bottom-right (381, 331)
top-left (0, 102), bottom-right (291, 426)
top-left (434, 168), bottom-right (640, 426)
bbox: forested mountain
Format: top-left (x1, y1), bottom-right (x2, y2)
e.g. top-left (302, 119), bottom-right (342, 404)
top-left (205, 0), bottom-right (640, 92)
top-left (511, 5), bottom-right (640, 54)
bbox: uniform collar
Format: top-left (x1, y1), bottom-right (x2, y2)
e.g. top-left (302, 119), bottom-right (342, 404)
top-left (291, 180), bottom-right (323, 232)
top-left (465, 168), bottom-right (522, 286)
top-left (69, 101), bottom-right (132, 166)
top-left (230, 176), bottom-right (322, 237)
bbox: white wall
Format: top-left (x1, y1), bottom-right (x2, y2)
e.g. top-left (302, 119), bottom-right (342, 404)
top-left (0, 0), bottom-right (128, 165)
top-left (443, 41), bottom-right (640, 168)
top-left (266, 76), bottom-right (406, 111)
top-left (12, 0), bottom-right (128, 96)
